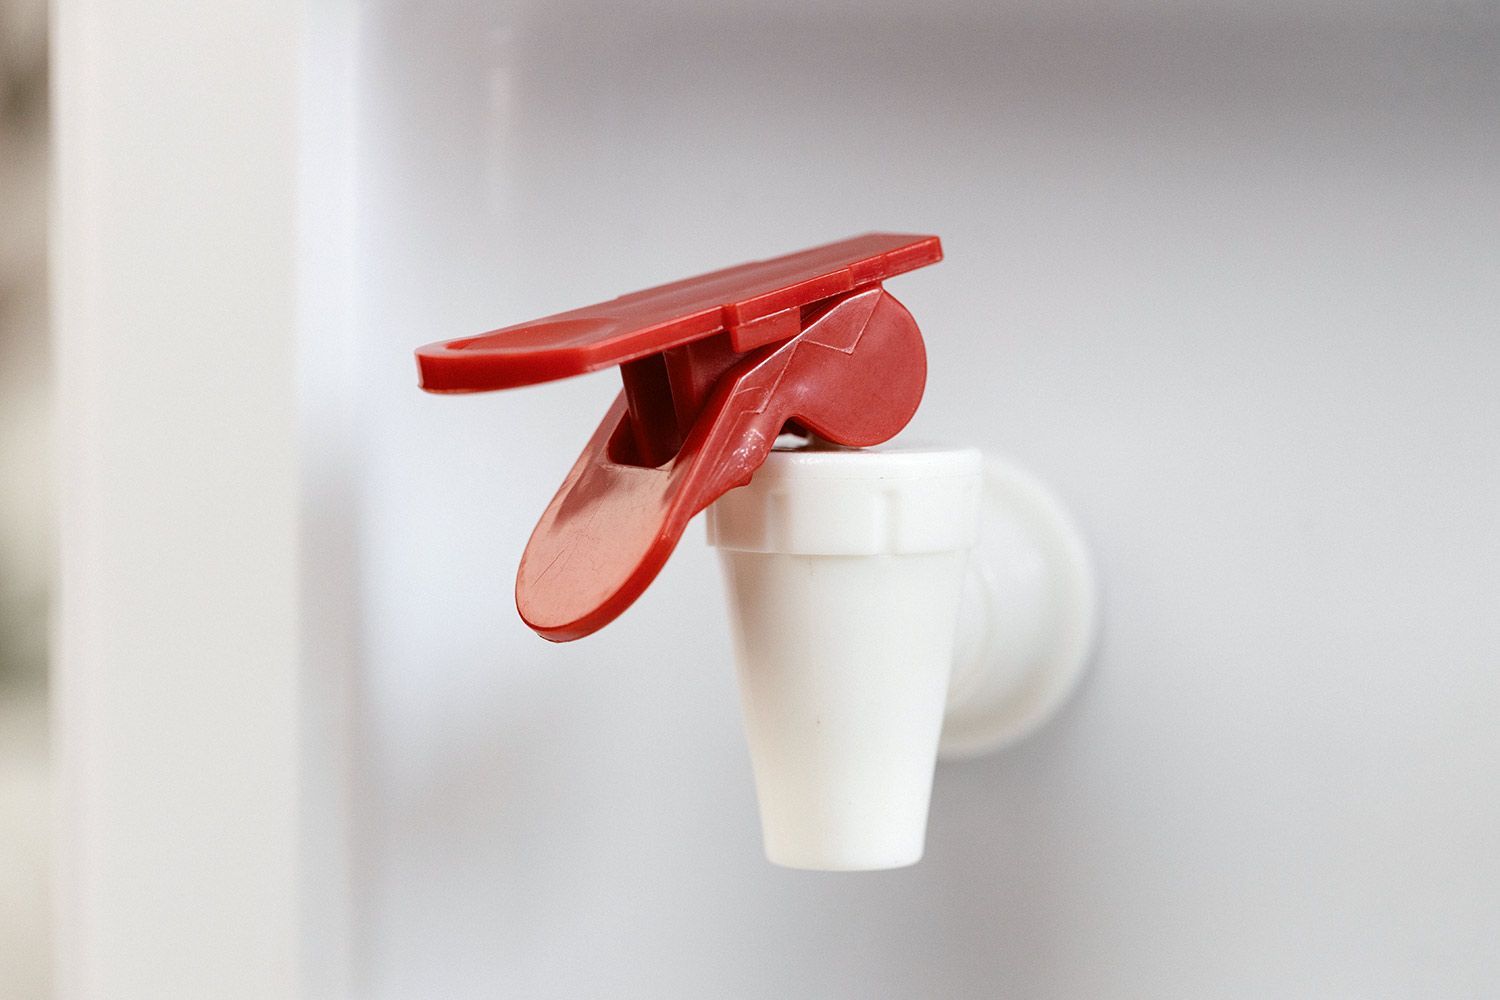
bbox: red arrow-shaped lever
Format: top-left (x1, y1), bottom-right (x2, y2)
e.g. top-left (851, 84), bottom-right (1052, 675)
top-left (416, 232), bottom-right (942, 640)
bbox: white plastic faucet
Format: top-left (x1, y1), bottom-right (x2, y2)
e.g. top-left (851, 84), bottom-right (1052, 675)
top-left (416, 234), bottom-right (1098, 871)
top-left (709, 442), bottom-right (1096, 870)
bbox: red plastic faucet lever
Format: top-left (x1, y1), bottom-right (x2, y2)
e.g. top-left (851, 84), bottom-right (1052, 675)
top-left (415, 233), bottom-right (943, 641)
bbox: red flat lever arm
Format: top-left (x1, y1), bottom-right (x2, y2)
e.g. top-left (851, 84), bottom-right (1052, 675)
top-left (415, 233), bottom-right (942, 641)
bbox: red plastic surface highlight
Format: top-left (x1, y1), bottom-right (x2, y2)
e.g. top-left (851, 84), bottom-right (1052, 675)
top-left (415, 233), bottom-right (943, 640)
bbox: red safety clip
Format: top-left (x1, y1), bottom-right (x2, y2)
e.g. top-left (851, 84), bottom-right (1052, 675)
top-left (416, 233), bottom-right (943, 641)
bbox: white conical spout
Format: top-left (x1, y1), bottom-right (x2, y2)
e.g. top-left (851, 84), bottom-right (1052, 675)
top-left (707, 444), bottom-right (982, 870)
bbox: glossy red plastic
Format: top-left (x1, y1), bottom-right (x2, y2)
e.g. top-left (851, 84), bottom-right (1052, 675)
top-left (415, 233), bottom-right (943, 641)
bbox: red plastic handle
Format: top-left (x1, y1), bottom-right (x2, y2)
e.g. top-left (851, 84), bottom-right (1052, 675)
top-left (415, 233), bottom-right (943, 640)
top-left (416, 233), bottom-right (940, 392)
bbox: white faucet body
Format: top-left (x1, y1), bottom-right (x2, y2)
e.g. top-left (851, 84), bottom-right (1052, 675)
top-left (709, 444), bottom-right (1096, 870)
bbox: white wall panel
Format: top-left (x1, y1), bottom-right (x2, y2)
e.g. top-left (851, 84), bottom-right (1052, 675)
top-left (349, 4), bottom-right (1499, 998)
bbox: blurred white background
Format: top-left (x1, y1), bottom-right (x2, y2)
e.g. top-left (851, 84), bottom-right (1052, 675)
top-left (22, 1), bottom-right (1500, 997)
top-left (347, 3), bottom-right (1498, 997)
top-left (0, 0), bottom-right (49, 998)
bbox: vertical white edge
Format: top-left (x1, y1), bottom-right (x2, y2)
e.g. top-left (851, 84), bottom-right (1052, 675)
top-left (296, 0), bottom-right (361, 996)
top-left (52, 2), bottom-right (357, 996)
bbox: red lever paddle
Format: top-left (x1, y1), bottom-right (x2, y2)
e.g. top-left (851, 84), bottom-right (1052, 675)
top-left (416, 232), bottom-right (943, 641)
